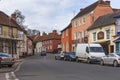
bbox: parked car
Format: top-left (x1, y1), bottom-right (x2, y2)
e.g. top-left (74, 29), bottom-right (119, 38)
top-left (40, 51), bottom-right (46, 56)
top-left (100, 53), bottom-right (120, 67)
top-left (0, 52), bottom-right (15, 67)
top-left (64, 52), bottom-right (76, 61)
top-left (55, 51), bottom-right (65, 60)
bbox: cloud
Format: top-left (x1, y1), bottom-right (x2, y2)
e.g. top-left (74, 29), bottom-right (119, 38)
top-left (0, 0), bottom-right (120, 33)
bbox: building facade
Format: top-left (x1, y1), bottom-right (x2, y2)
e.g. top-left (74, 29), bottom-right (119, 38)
top-left (0, 11), bottom-right (25, 59)
top-left (42, 30), bottom-right (61, 53)
top-left (61, 23), bottom-right (72, 52)
top-left (71, 0), bottom-right (114, 52)
top-left (88, 12), bottom-right (120, 54)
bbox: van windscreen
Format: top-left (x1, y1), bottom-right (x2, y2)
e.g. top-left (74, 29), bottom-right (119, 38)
top-left (90, 47), bottom-right (104, 52)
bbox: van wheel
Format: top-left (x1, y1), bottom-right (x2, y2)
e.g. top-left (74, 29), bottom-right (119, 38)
top-left (100, 60), bottom-right (104, 66)
top-left (113, 60), bottom-right (118, 67)
top-left (76, 58), bottom-right (79, 63)
top-left (87, 58), bottom-right (91, 64)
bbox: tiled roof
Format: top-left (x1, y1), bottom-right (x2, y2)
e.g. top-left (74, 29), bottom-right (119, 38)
top-left (41, 31), bottom-right (61, 41)
top-left (72, 0), bottom-right (110, 20)
top-left (88, 11), bottom-right (120, 30)
top-left (0, 11), bottom-right (19, 28)
top-left (61, 23), bottom-right (72, 32)
top-left (112, 8), bottom-right (120, 12)
top-left (72, 1), bottom-right (98, 20)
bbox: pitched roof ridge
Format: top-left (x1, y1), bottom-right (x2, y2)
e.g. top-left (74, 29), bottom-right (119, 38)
top-left (72, 1), bottom-right (98, 20)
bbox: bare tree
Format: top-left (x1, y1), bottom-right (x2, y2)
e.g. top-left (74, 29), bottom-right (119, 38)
top-left (12, 10), bottom-right (25, 26)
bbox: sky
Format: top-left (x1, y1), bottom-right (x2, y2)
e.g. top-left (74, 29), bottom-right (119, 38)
top-left (0, 0), bottom-right (120, 33)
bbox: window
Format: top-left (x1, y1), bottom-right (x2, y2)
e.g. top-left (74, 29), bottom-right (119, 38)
top-left (9, 28), bottom-right (13, 37)
top-left (93, 32), bottom-right (96, 41)
top-left (106, 29), bottom-right (110, 39)
top-left (82, 16), bottom-right (86, 24)
top-left (79, 19), bottom-right (82, 26)
top-left (75, 20), bottom-right (78, 27)
top-left (74, 32), bottom-right (78, 40)
top-left (0, 25), bottom-right (2, 35)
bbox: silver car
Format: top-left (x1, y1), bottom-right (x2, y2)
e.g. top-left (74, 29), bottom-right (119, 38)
top-left (100, 53), bottom-right (120, 67)
top-left (0, 52), bottom-right (15, 67)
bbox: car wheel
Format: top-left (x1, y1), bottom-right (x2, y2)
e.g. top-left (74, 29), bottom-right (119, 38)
top-left (87, 58), bottom-right (91, 64)
top-left (100, 60), bottom-right (104, 66)
top-left (113, 60), bottom-right (118, 67)
top-left (8, 65), bottom-right (13, 67)
top-left (64, 58), bottom-right (66, 61)
top-left (55, 57), bottom-right (57, 60)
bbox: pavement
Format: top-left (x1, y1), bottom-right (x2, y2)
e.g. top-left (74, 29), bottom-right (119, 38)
top-left (0, 59), bottom-right (23, 80)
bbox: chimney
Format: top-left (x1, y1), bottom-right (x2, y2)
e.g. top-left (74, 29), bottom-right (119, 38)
top-left (80, 8), bottom-right (84, 11)
top-left (11, 13), bottom-right (16, 20)
top-left (105, 1), bottom-right (110, 5)
top-left (42, 32), bottom-right (47, 36)
top-left (98, 0), bottom-right (103, 3)
top-left (53, 30), bottom-right (57, 33)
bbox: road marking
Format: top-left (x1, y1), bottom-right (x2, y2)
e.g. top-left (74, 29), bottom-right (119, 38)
top-left (5, 73), bottom-right (10, 80)
top-left (5, 72), bottom-right (19, 80)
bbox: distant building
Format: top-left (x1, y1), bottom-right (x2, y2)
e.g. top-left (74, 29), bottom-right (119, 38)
top-left (41, 30), bottom-right (61, 53)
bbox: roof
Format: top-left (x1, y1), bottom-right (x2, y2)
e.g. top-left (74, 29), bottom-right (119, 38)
top-left (72, 0), bottom-right (111, 20)
top-left (0, 11), bottom-right (19, 28)
top-left (112, 8), bottom-right (120, 12)
top-left (72, 1), bottom-right (98, 20)
top-left (88, 11), bottom-right (120, 30)
top-left (61, 23), bottom-right (72, 32)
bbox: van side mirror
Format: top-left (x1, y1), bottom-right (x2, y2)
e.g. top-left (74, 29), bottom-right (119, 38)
top-left (86, 47), bottom-right (89, 53)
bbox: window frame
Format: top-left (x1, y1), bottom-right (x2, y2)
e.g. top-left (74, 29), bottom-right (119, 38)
top-left (0, 25), bottom-right (3, 35)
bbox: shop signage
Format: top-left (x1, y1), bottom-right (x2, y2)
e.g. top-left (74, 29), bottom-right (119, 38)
top-left (98, 31), bottom-right (104, 40)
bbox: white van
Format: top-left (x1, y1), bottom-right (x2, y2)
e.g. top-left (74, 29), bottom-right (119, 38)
top-left (76, 43), bottom-right (105, 63)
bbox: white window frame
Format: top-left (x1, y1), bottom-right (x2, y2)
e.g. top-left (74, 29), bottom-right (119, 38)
top-left (106, 29), bottom-right (110, 39)
top-left (93, 32), bottom-right (96, 41)
top-left (82, 16), bottom-right (86, 24)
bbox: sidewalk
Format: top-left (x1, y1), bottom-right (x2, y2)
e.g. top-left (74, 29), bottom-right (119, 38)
top-left (0, 73), bottom-right (6, 80)
top-left (0, 59), bottom-right (23, 73)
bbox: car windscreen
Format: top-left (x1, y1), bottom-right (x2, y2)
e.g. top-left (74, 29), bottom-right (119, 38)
top-left (0, 53), bottom-right (10, 57)
top-left (90, 47), bottom-right (104, 52)
top-left (117, 54), bottom-right (120, 56)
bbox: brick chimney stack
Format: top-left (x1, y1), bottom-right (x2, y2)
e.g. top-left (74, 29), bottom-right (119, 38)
top-left (11, 13), bottom-right (16, 20)
top-left (98, 0), bottom-right (103, 3)
top-left (105, 1), bottom-right (110, 5)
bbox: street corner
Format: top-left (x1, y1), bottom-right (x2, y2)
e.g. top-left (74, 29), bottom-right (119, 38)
top-left (0, 59), bottom-right (23, 73)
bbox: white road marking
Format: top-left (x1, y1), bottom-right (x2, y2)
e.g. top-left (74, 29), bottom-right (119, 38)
top-left (5, 72), bottom-right (19, 80)
top-left (5, 73), bottom-right (10, 80)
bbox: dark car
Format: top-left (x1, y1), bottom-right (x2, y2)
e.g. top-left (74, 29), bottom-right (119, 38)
top-left (55, 51), bottom-right (66, 60)
top-left (40, 51), bottom-right (46, 56)
top-left (0, 52), bottom-right (15, 67)
top-left (64, 52), bottom-right (76, 61)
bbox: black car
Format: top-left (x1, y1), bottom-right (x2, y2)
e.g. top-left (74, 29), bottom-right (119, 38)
top-left (64, 52), bottom-right (76, 61)
top-left (40, 51), bottom-right (46, 56)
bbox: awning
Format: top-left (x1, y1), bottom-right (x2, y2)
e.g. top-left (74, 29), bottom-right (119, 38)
top-left (114, 37), bottom-right (120, 42)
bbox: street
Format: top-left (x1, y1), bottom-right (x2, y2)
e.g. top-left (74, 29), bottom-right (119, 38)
top-left (13, 54), bottom-right (120, 80)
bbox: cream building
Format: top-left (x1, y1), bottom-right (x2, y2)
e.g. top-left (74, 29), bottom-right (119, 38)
top-left (88, 12), bottom-right (120, 54)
